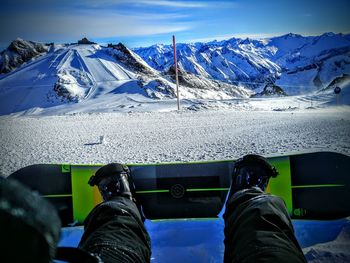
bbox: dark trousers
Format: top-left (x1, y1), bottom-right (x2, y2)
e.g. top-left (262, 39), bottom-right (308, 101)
top-left (78, 197), bottom-right (151, 263)
top-left (224, 187), bottom-right (307, 263)
top-left (79, 189), bottom-right (306, 263)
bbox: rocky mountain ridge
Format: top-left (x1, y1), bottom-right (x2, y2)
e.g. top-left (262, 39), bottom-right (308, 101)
top-left (0, 33), bottom-right (349, 115)
top-left (0, 39), bottom-right (252, 115)
top-left (0, 38), bottom-right (50, 74)
top-left (135, 33), bottom-right (350, 95)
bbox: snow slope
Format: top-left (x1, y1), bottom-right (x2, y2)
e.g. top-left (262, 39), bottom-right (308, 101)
top-left (0, 34), bottom-right (349, 116)
top-left (135, 33), bottom-right (350, 95)
top-left (1, 107), bottom-right (349, 177)
top-left (0, 39), bottom-right (348, 116)
top-left (0, 41), bottom-right (252, 115)
top-left (0, 38), bottom-right (49, 74)
top-left (0, 43), bottom-right (145, 115)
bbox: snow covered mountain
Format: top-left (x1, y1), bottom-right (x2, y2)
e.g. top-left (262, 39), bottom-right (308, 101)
top-left (0, 39), bottom-right (250, 115)
top-left (135, 33), bottom-right (350, 95)
top-left (0, 39), bottom-right (50, 74)
top-left (0, 33), bottom-right (349, 116)
top-left (251, 83), bottom-right (287, 97)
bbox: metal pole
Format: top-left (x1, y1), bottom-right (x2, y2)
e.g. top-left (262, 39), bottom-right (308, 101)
top-left (173, 35), bottom-right (180, 110)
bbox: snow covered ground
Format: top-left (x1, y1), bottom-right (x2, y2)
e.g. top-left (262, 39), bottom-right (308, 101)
top-left (58, 217), bottom-right (350, 263)
top-left (1, 95), bottom-right (349, 263)
top-left (1, 106), bottom-right (349, 177)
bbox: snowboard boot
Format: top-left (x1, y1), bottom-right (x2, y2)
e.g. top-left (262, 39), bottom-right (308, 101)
top-left (88, 163), bottom-right (134, 202)
top-left (229, 154), bottom-right (278, 196)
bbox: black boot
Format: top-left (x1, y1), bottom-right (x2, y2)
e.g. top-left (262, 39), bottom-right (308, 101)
top-left (229, 154), bottom-right (278, 196)
top-left (88, 163), bottom-right (134, 201)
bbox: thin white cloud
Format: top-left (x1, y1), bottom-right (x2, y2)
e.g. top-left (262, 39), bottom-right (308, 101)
top-left (231, 33), bottom-right (287, 39)
top-left (0, 10), bottom-right (192, 42)
top-left (0, 0), bottom-right (239, 45)
top-left (187, 34), bottom-right (235, 43)
top-left (129, 13), bottom-right (190, 20)
top-left (135, 0), bottom-right (239, 8)
top-left (80, 0), bottom-right (238, 9)
top-left (80, 0), bottom-right (208, 8)
top-left (234, 32), bottom-right (342, 40)
top-left (135, 0), bottom-right (207, 8)
top-left (186, 32), bottom-right (325, 43)
top-left (187, 33), bottom-right (282, 43)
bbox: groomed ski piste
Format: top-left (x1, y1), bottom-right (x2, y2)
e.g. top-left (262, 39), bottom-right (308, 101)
top-left (0, 40), bottom-right (350, 262)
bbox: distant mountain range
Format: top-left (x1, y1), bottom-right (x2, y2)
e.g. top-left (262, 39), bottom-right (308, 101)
top-left (0, 33), bottom-right (349, 115)
top-left (134, 32), bottom-right (350, 95)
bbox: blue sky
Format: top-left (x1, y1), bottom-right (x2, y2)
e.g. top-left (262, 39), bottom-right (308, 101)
top-left (1, 0), bottom-right (350, 49)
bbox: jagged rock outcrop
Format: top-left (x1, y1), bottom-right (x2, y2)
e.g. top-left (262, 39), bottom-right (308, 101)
top-left (251, 83), bottom-right (287, 97)
top-left (78, 37), bottom-right (96, 45)
top-left (108, 43), bottom-right (155, 75)
top-left (318, 74), bottom-right (350, 92)
top-left (326, 74), bottom-right (350, 88)
top-left (138, 77), bottom-right (176, 99)
top-left (165, 65), bottom-right (251, 99)
top-left (0, 39), bottom-right (49, 74)
top-left (135, 33), bottom-right (350, 95)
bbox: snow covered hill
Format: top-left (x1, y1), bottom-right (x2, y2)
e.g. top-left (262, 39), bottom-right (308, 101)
top-left (0, 33), bottom-right (349, 116)
top-left (135, 33), bottom-right (350, 95)
top-left (134, 40), bottom-right (281, 88)
top-left (0, 39), bottom-right (50, 74)
top-left (0, 40), bottom-right (251, 115)
top-left (0, 40), bottom-right (175, 114)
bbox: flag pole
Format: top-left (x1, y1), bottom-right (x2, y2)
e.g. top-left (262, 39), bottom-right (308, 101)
top-left (173, 35), bottom-right (180, 110)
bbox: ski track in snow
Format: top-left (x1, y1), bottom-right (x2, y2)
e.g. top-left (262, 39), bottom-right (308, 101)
top-left (0, 107), bottom-right (349, 177)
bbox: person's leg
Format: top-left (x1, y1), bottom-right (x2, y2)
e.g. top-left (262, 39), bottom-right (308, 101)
top-left (223, 155), bottom-right (306, 263)
top-left (78, 163), bottom-right (151, 263)
top-left (78, 197), bottom-right (150, 263)
top-left (224, 187), bottom-right (306, 263)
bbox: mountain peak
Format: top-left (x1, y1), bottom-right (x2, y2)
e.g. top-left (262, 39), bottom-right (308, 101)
top-left (320, 32), bottom-right (337, 37)
top-left (251, 83), bottom-right (287, 97)
top-left (279, 33), bottom-right (303, 39)
top-left (239, 38), bottom-right (255, 45)
top-left (1, 39), bottom-right (49, 74)
top-left (108, 42), bottom-right (155, 75)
